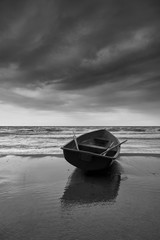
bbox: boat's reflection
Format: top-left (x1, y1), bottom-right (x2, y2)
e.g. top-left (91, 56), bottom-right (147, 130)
top-left (61, 161), bottom-right (122, 206)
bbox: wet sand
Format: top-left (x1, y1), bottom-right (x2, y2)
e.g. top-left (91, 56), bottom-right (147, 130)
top-left (0, 155), bottom-right (160, 240)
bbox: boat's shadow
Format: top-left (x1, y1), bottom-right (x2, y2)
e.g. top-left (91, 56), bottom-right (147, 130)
top-left (61, 161), bottom-right (122, 206)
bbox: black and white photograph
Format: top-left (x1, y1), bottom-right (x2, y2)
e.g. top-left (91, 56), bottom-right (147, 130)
top-left (0, 0), bottom-right (160, 239)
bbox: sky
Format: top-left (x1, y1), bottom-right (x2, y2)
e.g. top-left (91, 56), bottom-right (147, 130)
top-left (0, 0), bottom-right (160, 126)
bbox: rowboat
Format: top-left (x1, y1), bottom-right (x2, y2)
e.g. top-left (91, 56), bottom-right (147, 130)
top-left (61, 129), bottom-right (126, 172)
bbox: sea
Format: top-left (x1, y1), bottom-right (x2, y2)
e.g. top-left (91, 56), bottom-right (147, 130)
top-left (0, 126), bottom-right (160, 156)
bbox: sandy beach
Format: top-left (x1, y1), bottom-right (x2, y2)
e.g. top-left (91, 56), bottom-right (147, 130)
top-left (0, 154), bottom-right (160, 240)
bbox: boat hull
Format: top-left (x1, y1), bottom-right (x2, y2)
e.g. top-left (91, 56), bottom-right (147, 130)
top-left (63, 148), bottom-right (114, 171)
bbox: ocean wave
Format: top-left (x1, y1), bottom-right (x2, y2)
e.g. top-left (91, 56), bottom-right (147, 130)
top-left (107, 127), bottom-right (121, 132)
top-left (0, 126), bottom-right (160, 155)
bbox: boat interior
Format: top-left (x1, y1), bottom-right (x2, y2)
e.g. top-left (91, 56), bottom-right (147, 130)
top-left (78, 137), bottom-right (117, 157)
top-left (63, 129), bottom-right (119, 157)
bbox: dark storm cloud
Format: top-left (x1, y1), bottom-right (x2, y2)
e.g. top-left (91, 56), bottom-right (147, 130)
top-left (0, 0), bottom-right (160, 112)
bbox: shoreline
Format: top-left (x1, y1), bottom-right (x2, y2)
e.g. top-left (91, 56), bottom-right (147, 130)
top-left (0, 153), bottom-right (64, 158)
top-left (120, 153), bottom-right (160, 157)
top-left (0, 152), bottom-right (160, 159)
